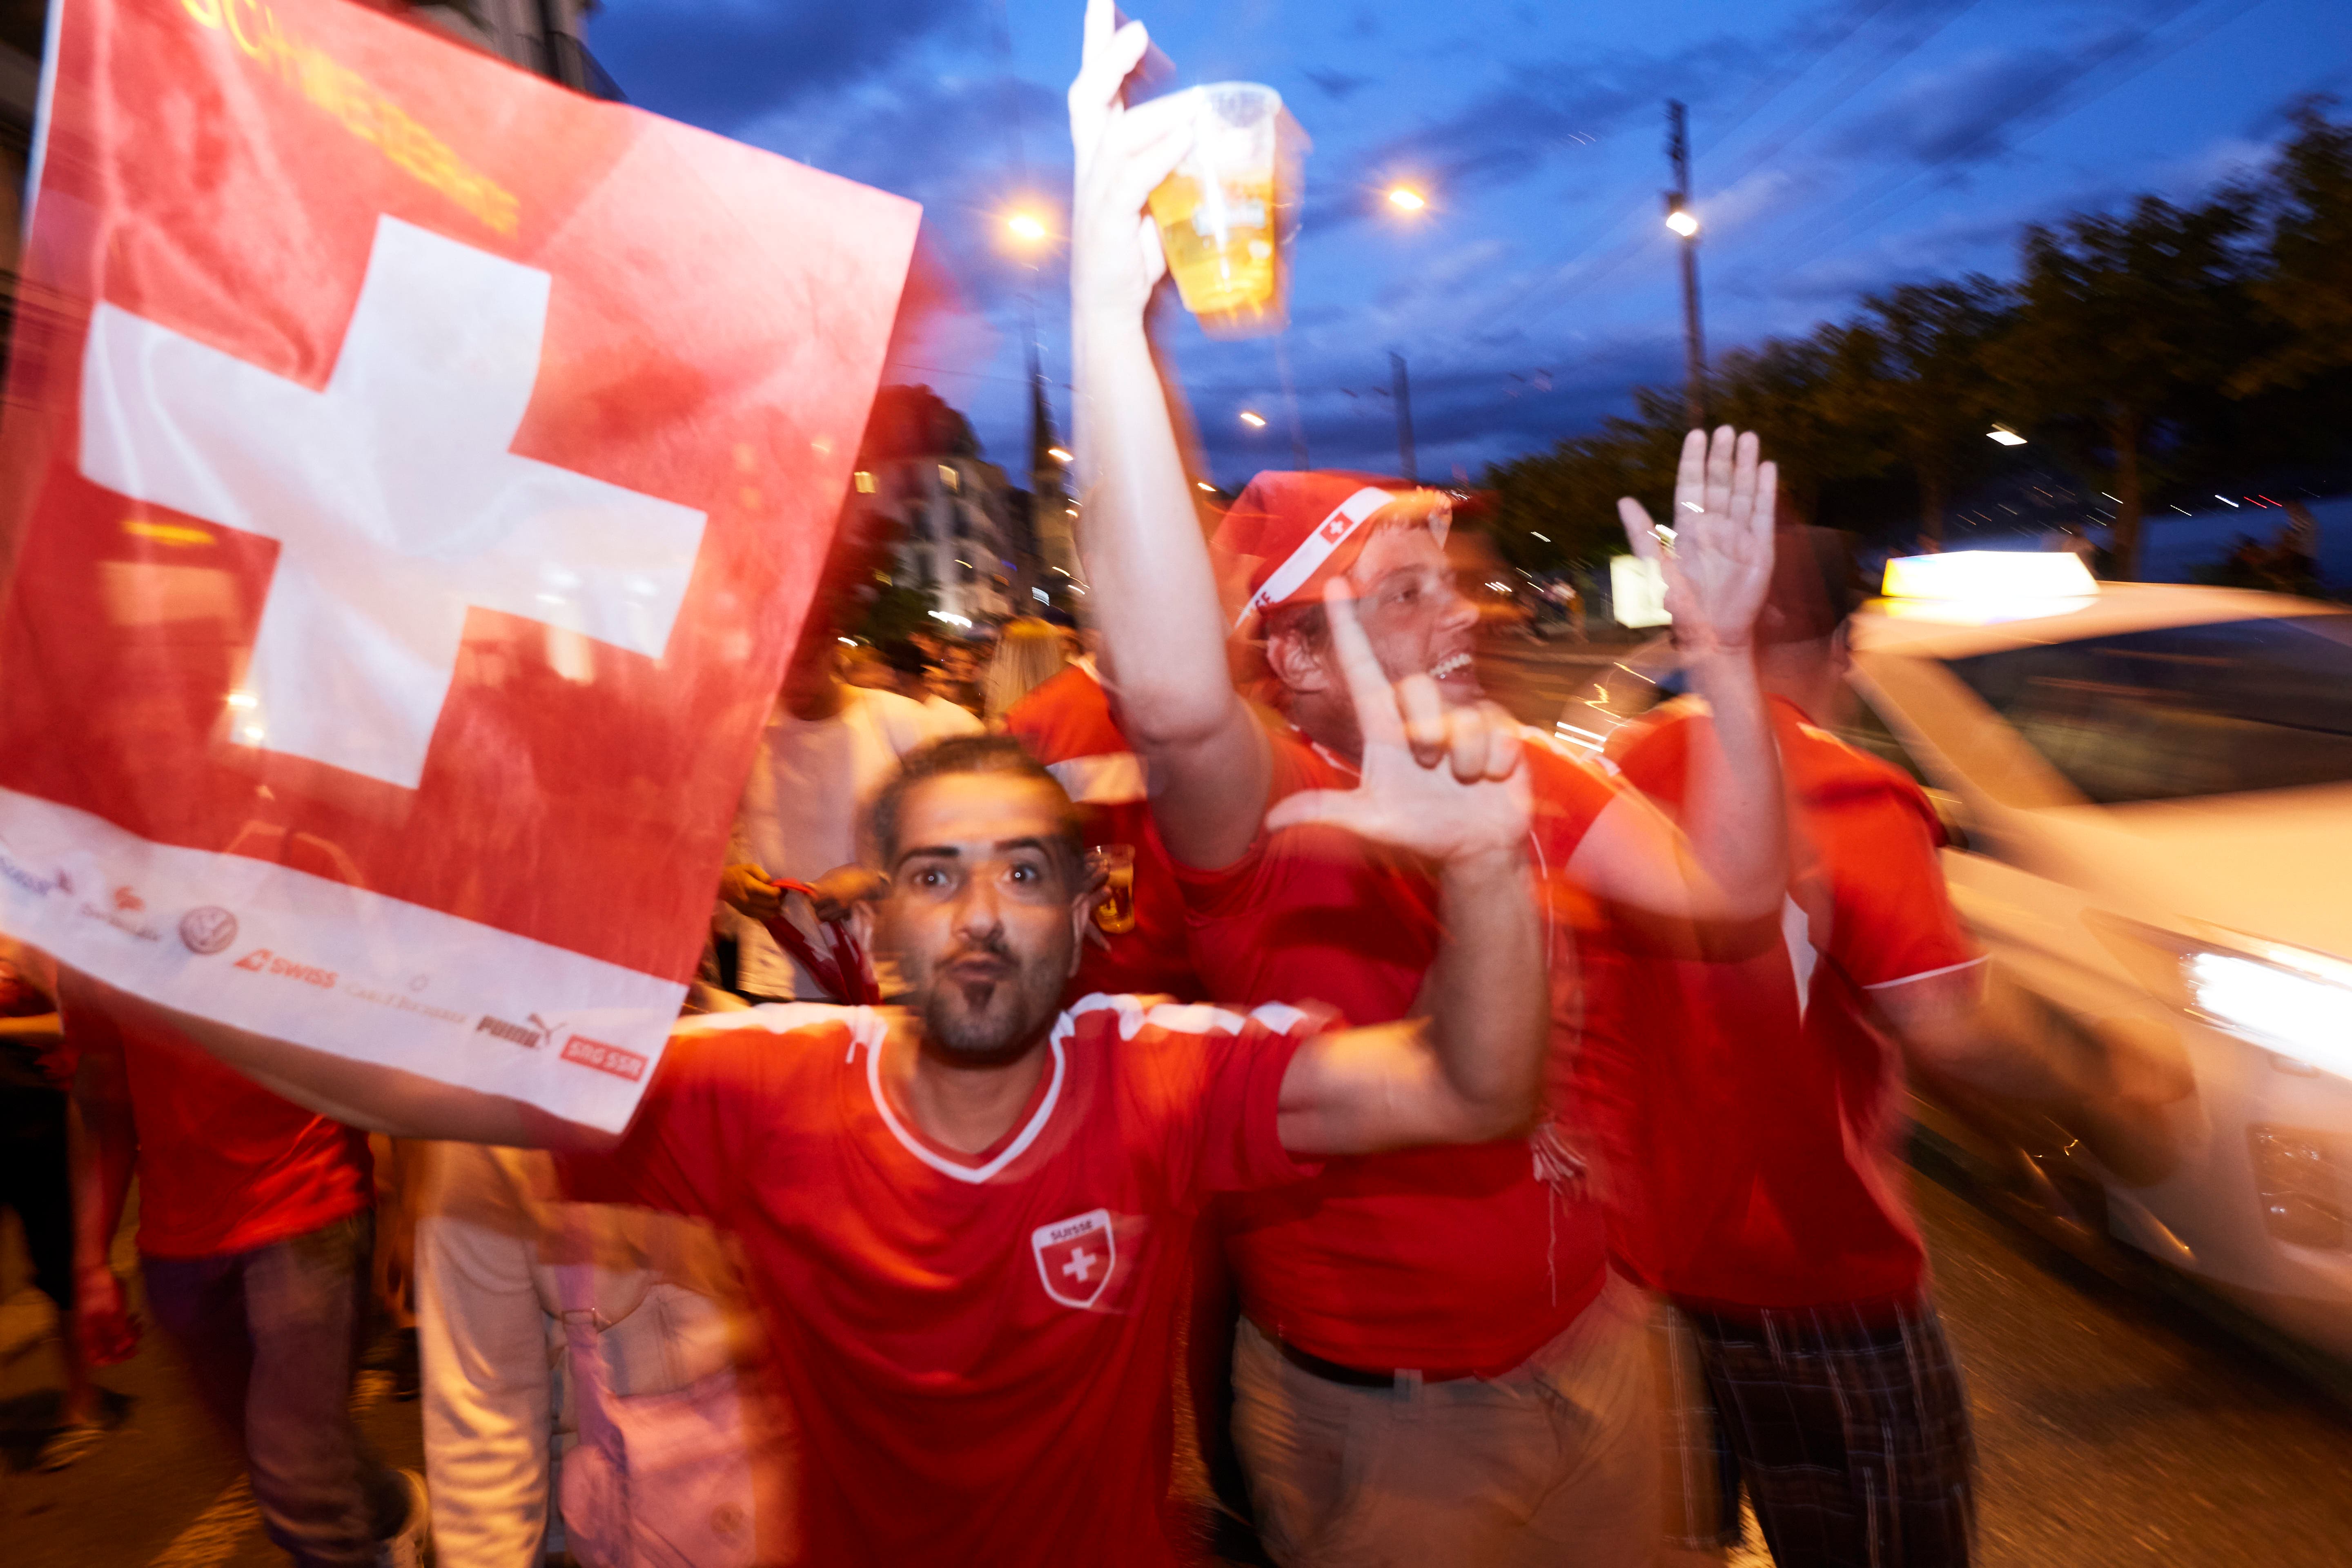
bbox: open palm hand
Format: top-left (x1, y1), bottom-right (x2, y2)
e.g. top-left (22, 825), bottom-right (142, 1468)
top-left (1617, 425), bottom-right (1777, 658)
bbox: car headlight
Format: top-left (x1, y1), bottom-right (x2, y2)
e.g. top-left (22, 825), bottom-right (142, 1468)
top-left (2090, 914), bottom-right (2352, 1080)
top-left (2185, 953), bottom-right (2352, 1076)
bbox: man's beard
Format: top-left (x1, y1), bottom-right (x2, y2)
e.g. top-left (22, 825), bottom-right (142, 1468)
top-left (917, 935), bottom-right (1065, 1065)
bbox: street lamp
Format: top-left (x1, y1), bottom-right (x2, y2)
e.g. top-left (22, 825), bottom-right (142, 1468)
top-left (1047, 446), bottom-right (1072, 463)
top-left (1386, 185), bottom-right (1427, 212)
top-left (1987, 425), bottom-right (2028, 447)
top-left (1006, 211), bottom-right (1047, 243)
top-left (1663, 100), bottom-right (1706, 430)
top-left (1239, 410), bottom-right (1267, 428)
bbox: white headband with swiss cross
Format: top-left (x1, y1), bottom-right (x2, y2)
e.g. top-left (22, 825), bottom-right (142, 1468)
top-left (1236, 486), bottom-right (1450, 630)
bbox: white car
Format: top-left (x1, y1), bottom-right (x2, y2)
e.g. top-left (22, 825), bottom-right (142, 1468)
top-left (1557, 557), bottom-right (2352, 1365)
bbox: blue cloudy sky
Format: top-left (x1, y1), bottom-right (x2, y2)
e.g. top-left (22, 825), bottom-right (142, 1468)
top-left (588, 0), bottom-right (2352, 489)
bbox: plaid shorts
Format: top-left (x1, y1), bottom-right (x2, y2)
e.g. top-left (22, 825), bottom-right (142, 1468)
top-left (1667, 1297), bottom-right (1976, 1568)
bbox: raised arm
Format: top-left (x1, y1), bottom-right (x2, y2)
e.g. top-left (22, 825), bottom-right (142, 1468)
top-left (1266, 586), bottom-right (1545, 1155)
top-left (1066, 0), bottom-right (1271, 869)
top-left (1570, 426), bottom-right (1787, 924)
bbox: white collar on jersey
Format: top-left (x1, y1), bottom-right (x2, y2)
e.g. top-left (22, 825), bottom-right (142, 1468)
top-left (857, 996), bottom-right (1152, 1185)
top-left (706, 996), bottom-right (1287, 1185)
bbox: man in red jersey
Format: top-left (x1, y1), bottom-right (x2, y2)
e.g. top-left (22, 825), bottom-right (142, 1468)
top-left (1004, 642), bottom-right (1202, 1001)
top-left (66, 980), bottom-right (428, 1565)
top-left (101, 598), bottom-right (1556, 1568)
top-left (1065, 6), bottom-right (1791, 1560)
top-left (1603, 527), bottom-right (2190, 1568)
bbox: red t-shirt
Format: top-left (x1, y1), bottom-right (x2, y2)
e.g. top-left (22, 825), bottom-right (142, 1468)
top-left (1602, 697), bottom-right (1980, 1312)
top-left (63, 984), bottom-right (373, 1258)
top-left (561, 994), bottom-right (1321, 1568)
top-left (1176, 722), bottom-right (1621, 1373)
top-left (1004, 663), bottom-right (1203, 1001)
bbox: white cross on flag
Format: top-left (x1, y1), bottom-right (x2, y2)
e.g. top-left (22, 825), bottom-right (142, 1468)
top-left (0, 0), bottom-right (920, 1129)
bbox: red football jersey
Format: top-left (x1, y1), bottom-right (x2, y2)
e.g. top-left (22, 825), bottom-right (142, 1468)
top-left (561, 994), bottom-right (1323, 1566)
top-left (1176, 722), bottom-right (1621, 1373)
top-left (62, 977), bottom-right (372, 1258)
top-left (1602, 696), bottom-right (1980, 1311)
top-left (1003, 662), bottom-right (1203, 1001)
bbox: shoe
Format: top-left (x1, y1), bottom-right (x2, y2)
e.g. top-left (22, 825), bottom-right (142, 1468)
top-left (374, 1468), bottom-right (431, 1568)
top-left (35, 1421), bottom-right (108, 1472)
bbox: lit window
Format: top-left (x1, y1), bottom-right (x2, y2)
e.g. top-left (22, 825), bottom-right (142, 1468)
top-left (853, 470), bottom-right (876, 494)
top-left (938, 464), bottom-right (960, 492)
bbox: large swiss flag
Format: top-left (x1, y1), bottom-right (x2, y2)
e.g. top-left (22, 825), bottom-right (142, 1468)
top-left (0, 0), bottom-right (920, 1128)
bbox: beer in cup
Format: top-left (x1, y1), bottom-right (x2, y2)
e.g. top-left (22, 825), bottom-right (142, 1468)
top-left (1088, 844), bottom-right (1138, 935)
top-left (1147, 84), bottom-right (1301, 338)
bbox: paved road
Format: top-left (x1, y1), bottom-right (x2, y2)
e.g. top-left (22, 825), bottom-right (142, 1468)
top-left (1911, 1157), bottom-right (2352, 1567)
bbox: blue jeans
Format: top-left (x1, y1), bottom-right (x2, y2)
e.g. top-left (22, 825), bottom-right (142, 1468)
top-left (143, 1212), bottom-right (411, 1568)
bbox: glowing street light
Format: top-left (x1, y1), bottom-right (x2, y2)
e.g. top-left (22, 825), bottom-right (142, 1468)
top-left (1196, 481), bottom-right (1218, 493)
top-left (1047, 446), bottom-right (1072, 463)
top-left (1386, 185), bottom-right (1427, 212)
top-left (1006, 211), bottom-right (1048, 243)
top-left (1987, 425), bottom-right (2027, 447)
top-left (1663, 102), bottom-right (1706, 429)
top-left (1239, 410), bottom-right (1267, 428)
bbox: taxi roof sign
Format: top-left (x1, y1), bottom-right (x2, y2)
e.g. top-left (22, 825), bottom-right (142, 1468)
top-left (1881, 550), bottom-right (2098, 601)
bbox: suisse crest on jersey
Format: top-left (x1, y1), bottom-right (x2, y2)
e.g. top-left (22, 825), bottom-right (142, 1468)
top-left (1031, 1208), bottom-right (1117, 1310)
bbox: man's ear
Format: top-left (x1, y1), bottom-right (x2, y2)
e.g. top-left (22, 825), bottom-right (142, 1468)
top-left (1265, 626), bottom-right (1332, 695)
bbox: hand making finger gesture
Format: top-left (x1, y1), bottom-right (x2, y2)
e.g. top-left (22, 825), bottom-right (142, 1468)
top-left (1617, 426), bottom-right (1778, 659)
top-left (1068, 0), bottom-right (1195, 318)
top-left (1264, 581), bottom-right (1531, 865)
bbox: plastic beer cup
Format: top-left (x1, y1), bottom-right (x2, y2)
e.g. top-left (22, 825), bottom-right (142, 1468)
top-left (1088, 844), bottom-right (1138, 936)
top-left (1148, 84), bottom-right (1293, 337)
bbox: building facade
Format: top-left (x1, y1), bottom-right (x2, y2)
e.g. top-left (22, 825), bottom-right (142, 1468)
top-left (406, 0), bottom-right (620, 97)
top-left (853, 385), bottom-right (1025, 627)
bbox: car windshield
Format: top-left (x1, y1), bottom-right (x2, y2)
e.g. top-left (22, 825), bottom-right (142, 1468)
top-left (1942, 615), bottom-right (2352, 804)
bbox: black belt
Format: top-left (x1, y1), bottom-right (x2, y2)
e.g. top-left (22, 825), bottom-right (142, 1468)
top-left (1265, 1329), bottom-right (1479, 1388)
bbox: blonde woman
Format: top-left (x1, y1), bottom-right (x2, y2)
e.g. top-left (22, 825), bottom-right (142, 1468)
top-left (980, 618), bottom-right (1069, 728)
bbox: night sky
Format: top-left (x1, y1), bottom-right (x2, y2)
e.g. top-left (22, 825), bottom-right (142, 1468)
top-left (588, 0), bottom-right (2352, 490)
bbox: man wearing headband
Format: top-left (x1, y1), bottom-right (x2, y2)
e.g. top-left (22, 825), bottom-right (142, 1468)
top-left (1068, 6), bottom-right (1790, 1562)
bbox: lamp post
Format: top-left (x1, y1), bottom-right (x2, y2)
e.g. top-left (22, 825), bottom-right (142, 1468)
top-left (1389, 350), bottom-right (1417, 484)
top-left (1377, 184), bottom-right (1430, 483)
top-left (1664, 101), bottom-right (1706, 431)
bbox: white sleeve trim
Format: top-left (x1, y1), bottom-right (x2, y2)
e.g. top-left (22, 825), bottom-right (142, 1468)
top-left (1046, 752), bottom-right (1147, 804)
top-left (1863, 954), bottom-right (1989, 992)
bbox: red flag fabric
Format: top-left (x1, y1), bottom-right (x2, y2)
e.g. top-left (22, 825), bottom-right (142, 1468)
top-left (0, 0), bottom-right (920, 1130)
